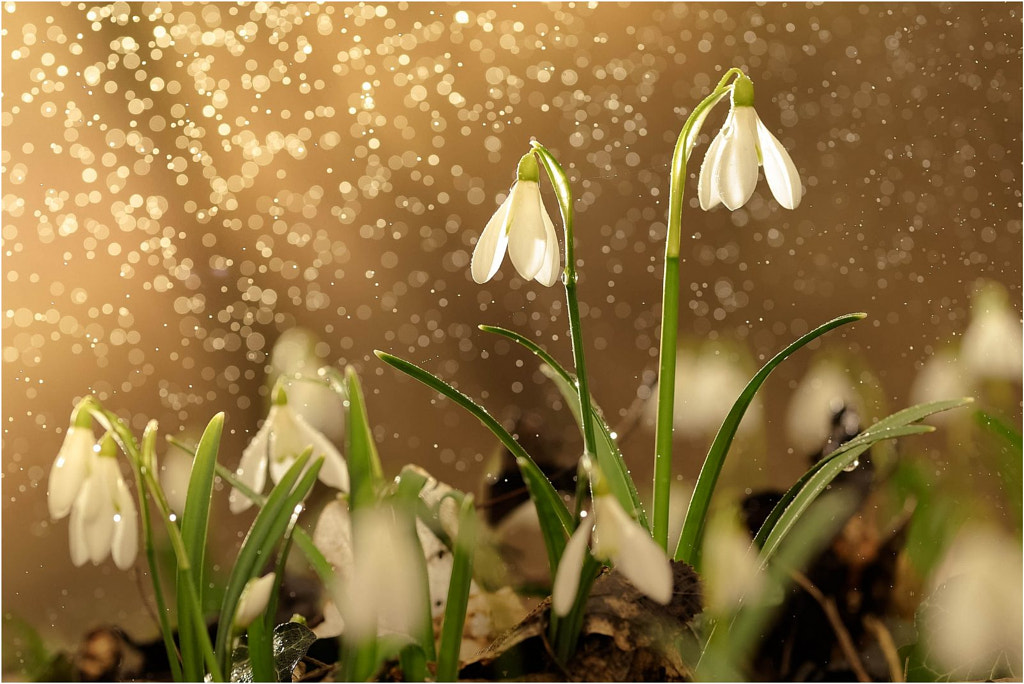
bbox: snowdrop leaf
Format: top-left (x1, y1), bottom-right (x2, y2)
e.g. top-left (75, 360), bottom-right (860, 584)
top-left (345, 367), bottom-right (384, 512)
top-left (437, 495), bottom-right (478, 681)
top-left (674, 312), bottom-right (866, 565)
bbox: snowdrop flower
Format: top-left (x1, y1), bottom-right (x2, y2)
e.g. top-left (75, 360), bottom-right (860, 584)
top-left (48, 423), bottom-right (97, 520)
top-left (341, 506), bottom-right (427, 642)
top-left (698, 75), bottom-right (801, 211)
top-left (234, 573), bottom-right (277, 631)
top-left (229, 387), bottom-right (349, 513)
top-left (68, 435), bottom-right (139, 570)
top-left (961, 281), bottom-right (1023, 382)
top-left (552, 494), bottom-right (673, 616)
top-left (471, 152), bottom-right (561, 287)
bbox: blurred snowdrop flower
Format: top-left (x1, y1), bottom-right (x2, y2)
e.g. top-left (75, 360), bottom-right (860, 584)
top-left (159, 445), bottom-right (194, 517)
top-left (233, 573), bottom-right (277, 631)
top-left (229, 386), bottom-right (348, 514)
top-left (921, 525), bottom-right (1023, 678)
top-left (48, 424), bottom-right (97, 520)
top-left (268, 329), bottom-right (346, 443)
top-left (698, 75), bottom-right (801, 211)
top-left (68, 435), bottom-right (138, 570)
top-left (471, 152), bottom-right (561, 287)
top-left (341, 506), bottom-right (427, 642)
top-left (910, 349), bottom-right (971, 423)
top-left (786, 360), bottom-right (861, 456)
top-left (552, 494), bottom-right (672, 616)
top-left (701, 508), bottom-right (764, 616)
top-left (961, 281), bottom-right (1023, 382)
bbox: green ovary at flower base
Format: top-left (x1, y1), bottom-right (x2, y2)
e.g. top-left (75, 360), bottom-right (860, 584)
top-left (697, 75), bottom-right (802, 211)
top-left (229, 384), bottom-right (349, 513)
top-left (470, 151), bottom-right (561, 287)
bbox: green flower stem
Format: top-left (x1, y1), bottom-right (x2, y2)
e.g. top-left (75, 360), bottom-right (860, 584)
top-left (652, 67), bottom-right (745, 549)
top-left (529, 141), bottom-right (599, 520)
top-left (138, 422), bottom-right (183, 682)
top-left (87, 407), bottom-right (225, 681)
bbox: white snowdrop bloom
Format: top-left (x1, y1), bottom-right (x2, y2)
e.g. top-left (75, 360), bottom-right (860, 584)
top-left (229, 389), bottom-right (348, 514)
top-left (47, 426), bottom-right (97, 520)
top-left (701, 508), bottom-right (764, 616)
top-left (233, 573), bottom-right (277, 631)
top-left (910, 349), bottom-right (972, 424)
top-left (698, 75), bottom-right (801, 211)
top-left (268, 328), bottom-right (346, 443)
top-left (68, 436), bottom-right (139, 571)
top-left (471, 152), bottom-right (560, 287)
top-left (341, 506), bottom-right (427, 643)
top-left (552, 494), bottom-right (673, 616)
top-left (922, 526), bottom-right (1023, 678)
top-left (785, 361), bottom-right (861, 456)
top-left (961, 281), bottom-right (1023, 382)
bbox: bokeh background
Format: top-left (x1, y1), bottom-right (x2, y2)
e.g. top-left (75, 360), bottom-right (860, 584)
top-left (2, 1), bottom-right (1021, 660)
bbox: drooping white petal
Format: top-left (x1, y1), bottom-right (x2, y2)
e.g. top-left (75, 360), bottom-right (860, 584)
top-left (267, 406), bottom-right (303, 485)
top-left (714, 107), bottom-right (760, 210)
top-left (698, 119), bottom-right (729, 211)
top-left (506, 181), bottom-right (549, 281)
top-left (594, 496), bottom-right (673, 605)
top-left (552, 519), bottom-right (593, 617)
top-left (68, 485), bottom-right (91, 567)
top-left (83, 467), bottom-right (116, 565)
top-left (230, 416), bottom-right (272, 513)
top-left (292, 412), bottom-right (349, 492)
top-left (471, 191), bottom-right (513, 284)
top-left (48, 428), bottom-right (95, 520)
top-left (532, 204), bottom-right (561, 287)
top-left (234, 573), bottom-right (277, 630)
top-left (111, 476), bottom-right (139, 570)
top-left (160, 446), bottom-right (194, 517)
top-left (755, 115), bottom-right (801, 210)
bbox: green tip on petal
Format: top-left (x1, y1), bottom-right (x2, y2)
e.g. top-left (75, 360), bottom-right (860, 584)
top-left (516, 152), bottom-right (540, 182)
top-left (98, 433), bottom-right (118, 458)
top-left (732, 75), bottom-right (755, 108)
top-left (272, 384), bottom-right (289, 406)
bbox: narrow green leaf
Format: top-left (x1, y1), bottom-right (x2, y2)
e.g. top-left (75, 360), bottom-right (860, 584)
top-left (674, 312), bottom-right (866, 563)
top-left (756, 426), bottom-right (934, 569)
top-left (346, 366), bottom-right (385, 512)
top-left (391, 471), bottom-right (438, 662)
top-left (214, 452), bottom-right (322, 675)
top-left (975, 410), bottom-right (1023, 528)
top-left (481, 324), bottom-right (648, 530)
top-left (375, 350), bottom-right (571, 575)
top-left (855, 397), bottom-right (972, 438)
top-left (437, 495), bottom-right (478, 682)
top-left (177, 412), bottom-right (224, 682)
top-left (399, 644), bottom-right (428, 683)
top-left (246, 614), bottom-right (275, 683)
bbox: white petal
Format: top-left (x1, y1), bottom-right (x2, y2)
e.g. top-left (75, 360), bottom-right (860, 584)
top-left (234, 573), bottom-right (277, 630)
top-left (714, 107), bottom-right (759, 210)
top-left (48, 428), bottom-right (94, 519)
top-left (85, 484), bottom-right (115, 565)
top-left (532, 204), bottom-right (561, 287)
top-left (230, 418), bottom-right (272, 513)
top-left (111, 477), bottom-right (139, 570)
top-left (470, 192), bottom-right (512, 284)
top-left (313, 599), bottom-right (345, 639)
top-left (697, 125), bottom-right (728, 211)
top-left (552, 520), bottom-right (593, 617)
top-left (506, 181), bottom-right (548, 281)
top-left (68, 486), bottom-right (91, 567)
top-left (293, 412), bottom-right (349, 492)
top-left (755, 115), bottom-right (801, 210)
top-left (594, 495), bottom-right (673, 605)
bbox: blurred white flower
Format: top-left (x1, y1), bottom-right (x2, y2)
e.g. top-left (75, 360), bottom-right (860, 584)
top-left (229, 390), bottom-right (349, 514)
top-left (47, 426), bottom-right (96, 520)
top-left (471, 153), bottom-right (560, 287)
top-left (341, 506), bottom-right (427, 642)
top-left (786, 361), bottom-right (860, 456)
top-left (698, 75), bottom-right (801, 211)
top-left (701, 508), bottom-right (764, 616)
top-left (68, 436), bottom-right (138, 570)
top-left (159, 445), bottom-right (194, 517)
top-left (961, 281), bottom-right (1023, 382)
top-left (910, 349), bottom-right (971, 423)
top-left (234, 573), bottom-right (277, 631)
top-left (552, 494), bottom-right (672, 616)
top-left (268, 328), bottom-right (346, 443)
top-left (922, 525), bottom-right (1023, 678)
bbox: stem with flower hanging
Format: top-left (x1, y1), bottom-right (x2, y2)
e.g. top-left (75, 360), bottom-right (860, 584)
top-left (529, 142), bottom-right (599, 516)
top-left (652, 67), bottom-right (746, 549)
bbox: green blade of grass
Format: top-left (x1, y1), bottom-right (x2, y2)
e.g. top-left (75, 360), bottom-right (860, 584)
top-left (674, 312), bottom-right (866, 564)
top-left (480, 324), bottom-right (649, 531)
top-left (437, 495), bottom-right (478, 682)
top-left (246, 612), bottom-right (275, 683)
top-left (346, 366), bottom-right (385, 513)
top-left (214, 451), bottom-right (322, 675)
top-left (392, 470), bottom-right (438, 663)
top-left (375, 350), bottom-right (572, 575)
top-left (177, 412), bottom-right (224, 682)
